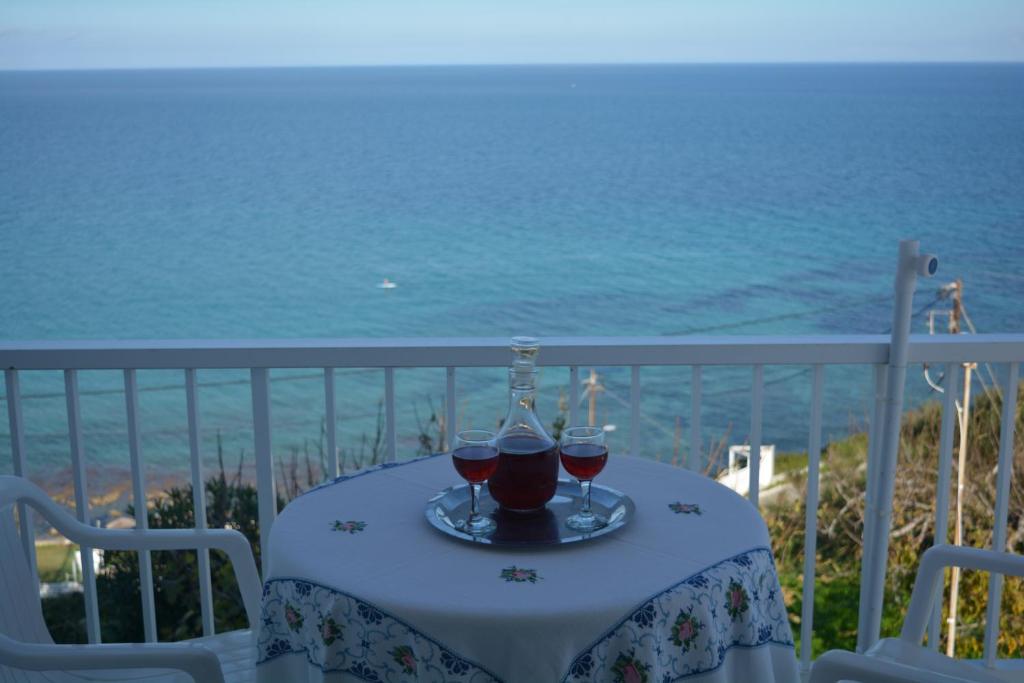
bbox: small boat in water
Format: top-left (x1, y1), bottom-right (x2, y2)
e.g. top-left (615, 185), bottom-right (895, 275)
top-left (377, 278), bottom-right (398, 289)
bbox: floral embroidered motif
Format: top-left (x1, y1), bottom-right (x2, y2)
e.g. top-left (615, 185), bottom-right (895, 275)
top-left (562, 548), bottom-right (793, 682)
top-left (441, 650), bottom-right (471, 675)
top-left (501, 566), bottom-right (540, 583)
top-left (631, 602), bottom-right (656, 628)
top-left (668, 502), bottom-right (702, 515)
top-left (730, 554), bottom-right (753, 568)
top-left (283, 603), bottom-right (303, 631)
top-left (347, 661), bottom-right (381, 681)
top-left (265, 638), bottom-right (291, 658)
top-left (670, 608), bottom-right (702, 652)
top-left (258, 579), bottom-right (500, 682)
top-left (725, 579), bottom-right (750, 619)
top-left (357, 602), bottom-right (383, 624)
top-left (390, 645), bottom-right (417, 675)
top-left (610, 649), bottom-right (651, 683)
top-left (330, 520), bottom-right (367, 534)
top-left (317, 613), bottom-right (342, 646)
top-left (569, 653), bottom-right (594, 678)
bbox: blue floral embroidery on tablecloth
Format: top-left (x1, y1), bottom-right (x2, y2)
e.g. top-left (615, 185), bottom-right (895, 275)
top-left (561, 547), bottom-right (793, 682)
top-left (257, 577), bottom-right (501, 682)
top-left (357, 602), bottom-right (384, 625)
top-left (631, 602), bottom-right (656, 628)
top-left (442, 650), bottom-right (472, 676)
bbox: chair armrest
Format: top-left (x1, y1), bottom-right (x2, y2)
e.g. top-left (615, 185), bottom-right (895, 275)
top-left (810, 649), bottom-right (977, 683)
top-left (0, 475), bottom-right (262, 628)
top-left (0, 634), bottom-right (224, 683)
top-left (89, 528), bottom-right (263, 629)
top-left (902, 545), bottom-right (1024, 642)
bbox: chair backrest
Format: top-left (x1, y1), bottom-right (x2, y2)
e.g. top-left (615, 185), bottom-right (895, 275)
top-left (0, 503), bottom-right (54, 647)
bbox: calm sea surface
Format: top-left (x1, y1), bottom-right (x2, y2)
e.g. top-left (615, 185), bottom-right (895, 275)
top-left (1, 64), bottom-right (1022, 497)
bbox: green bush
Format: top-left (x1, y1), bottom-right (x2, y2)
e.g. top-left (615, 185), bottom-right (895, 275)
top-left (767, 381), bottom-right (1024, 660)
top-left (44, 467), bottom-right (279, 643)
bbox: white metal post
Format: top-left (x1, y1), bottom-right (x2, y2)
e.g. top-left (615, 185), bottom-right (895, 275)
top-left (859, 240), bottom-right (937, 650)
top-left (690, 366), bottom-right (702, 471)
top-left (800, 364), bottom-right (825, 672)
top-left (446, 366), bottom-right (457, 451)
top-left (324, 368), bottom-right (338, 478)
top-left (64, 369), bottom-right (102, 643)
top-left (983, 361), bottom-right (1019, 666)
top-left (123, 369), bottom-right (158, 642)
top-left (5, 369), bottom-right (37, 584)
top-left (928, 362), bottom-right (959, 649)
top-left (185, 369), bottom-right (215, 637)
top-left (384, 367), bottom-right (396, 462)
top-left (569, 365), bottom-right (580, 428)
top-left (857, 363), bottom-right (888, 652)
top-left (749, 364), bottom-right (764, 508)
top-left (630, 366), bottom-right (641, 456)
top-left (250, 368), bottom-right (275, 578)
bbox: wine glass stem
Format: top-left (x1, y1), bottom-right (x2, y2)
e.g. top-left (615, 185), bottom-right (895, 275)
top-left (470, 482), bottom-right (481, 521)
top-left (580, 480), bottom-right (592, 515)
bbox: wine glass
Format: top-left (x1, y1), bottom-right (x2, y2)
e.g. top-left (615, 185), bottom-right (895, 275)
top-left (452, 429), bottom-right (498, 536)
top-left (559, 426), bottom-right (609, 531)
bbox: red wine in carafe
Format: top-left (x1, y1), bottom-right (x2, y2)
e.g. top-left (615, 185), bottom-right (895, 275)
top-left (488, 435), bottom-right (559, 512)
top-left (559, 443), bottom-right (608, 480)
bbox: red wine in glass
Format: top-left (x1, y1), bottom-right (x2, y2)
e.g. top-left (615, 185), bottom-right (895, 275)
top-left (559, 443), bottom-right (608, 480)
top-left (559, 426), bottom-right (609, 532)
top-left (452, 445), bottom-right (499, 484)
top-left (452, 430), bottom-right (498, 536)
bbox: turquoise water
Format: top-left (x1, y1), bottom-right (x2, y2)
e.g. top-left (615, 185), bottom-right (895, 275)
top-left (1, 64), bottom-right (1022, 494)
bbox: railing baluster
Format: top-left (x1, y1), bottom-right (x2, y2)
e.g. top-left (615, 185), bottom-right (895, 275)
top-left (630, 366), bottom-right (641, 456)
top-left (5, 369), bottom-right (38, 585)
top-left (857, 363), bottom-right (888, 652)
top-left (324, 368), bottom-right (338, 478)
top-left (984, 361), bottom-right (1019, 666)
top-left (690, 366), bottom-right (702, 471)
top-left (928, 362), bottom-right (959, 650)
top-left (124, 369), bottom-right (158, 642)
top-left (384, 367), bottom-right (396, 463)
top-left (185, 369), bottom-right (215, 637)
top-left (800, 365), bottom-right (825, 672)
top-left (445, 367), bottom-right (456, 452)
top-left (748, 365), bottom-right (764, 507)
top-left (64, 369), bottom-right (101, 644)
top-left (569, 366), bottom-right (580, 428)
top-left (250, 368), bottom-right (275, 578)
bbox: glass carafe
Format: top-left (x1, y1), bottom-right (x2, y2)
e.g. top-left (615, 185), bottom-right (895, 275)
top-left (488, 337), bottom-right (559, 512)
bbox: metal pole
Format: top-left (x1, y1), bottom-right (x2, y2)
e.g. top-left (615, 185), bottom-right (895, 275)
top-left (860, 240), bottom-right (938, 649)
top-left (946, 362), bottom-right (973, 657)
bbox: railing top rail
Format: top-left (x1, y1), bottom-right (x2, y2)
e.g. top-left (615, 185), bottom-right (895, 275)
top-left (0, 334), bottom-right (1022, 370)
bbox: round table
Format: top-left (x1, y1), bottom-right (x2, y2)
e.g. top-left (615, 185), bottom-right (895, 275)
top-left (256, 454), bottom-right (798, 683)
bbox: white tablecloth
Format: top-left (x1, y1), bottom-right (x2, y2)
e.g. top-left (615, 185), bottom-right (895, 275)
top-left (256, 454), bottom-right (798, 683)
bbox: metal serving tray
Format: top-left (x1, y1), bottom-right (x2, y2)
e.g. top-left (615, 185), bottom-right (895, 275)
top-left (425, 479), bottom-right (634, 547)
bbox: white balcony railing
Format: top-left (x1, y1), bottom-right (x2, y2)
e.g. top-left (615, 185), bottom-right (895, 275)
top-left (2, 331), bottom-right (1022, 674)
top-left (0, 236), bottom-right (1020, 676)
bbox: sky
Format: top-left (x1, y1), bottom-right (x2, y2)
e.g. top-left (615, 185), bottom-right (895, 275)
top-left (1, 0), bottom-right (1023, 70)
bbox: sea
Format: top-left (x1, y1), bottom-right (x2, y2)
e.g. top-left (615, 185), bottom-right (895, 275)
top-left (1, 63), bottom-right (1022, 505)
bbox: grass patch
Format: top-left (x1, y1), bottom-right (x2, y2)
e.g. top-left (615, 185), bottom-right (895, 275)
top-left (773, 451), bottom-right (809, 476)
top-left (36, 543), bottom-right (77, 582)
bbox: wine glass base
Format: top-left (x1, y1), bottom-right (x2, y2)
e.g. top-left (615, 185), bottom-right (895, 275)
top-left (566, 512), bottom-right (608, 532)
top-left (460, 515), bottom-right (496, 536)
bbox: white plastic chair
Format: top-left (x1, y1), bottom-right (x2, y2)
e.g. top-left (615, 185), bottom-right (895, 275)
top-left (0, 475), bottom-right (261, 683)
top-left (810, 545), bottom-right (1024, 683)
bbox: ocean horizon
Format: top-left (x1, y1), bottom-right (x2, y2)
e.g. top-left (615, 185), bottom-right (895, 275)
top-left (2, 62), bottom-right (1022, 510)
